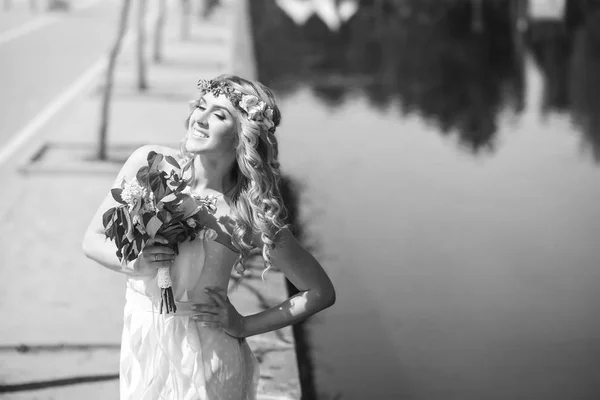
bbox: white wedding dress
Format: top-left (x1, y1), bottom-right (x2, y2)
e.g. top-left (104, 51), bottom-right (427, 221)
top-left (119, 234), bottom-right (259, 400)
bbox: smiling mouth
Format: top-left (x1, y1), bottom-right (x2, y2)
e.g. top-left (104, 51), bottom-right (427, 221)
top-left (191, 124), bottom-right (209, 139)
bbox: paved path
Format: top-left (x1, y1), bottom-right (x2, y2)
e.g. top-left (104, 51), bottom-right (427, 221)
top-left (0, 0), bottom-right (119, 144)
top-left (0, 1), bottom-right (300, 398)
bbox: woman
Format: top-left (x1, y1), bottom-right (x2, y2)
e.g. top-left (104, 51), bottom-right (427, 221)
top-left (82, 74), bottom-right (336, 399)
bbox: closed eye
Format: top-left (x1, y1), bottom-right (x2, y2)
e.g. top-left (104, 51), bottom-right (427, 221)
top-left (198, 98), bottom-right (231, 120)
top-left (196, 106), bottom-right (225, 121)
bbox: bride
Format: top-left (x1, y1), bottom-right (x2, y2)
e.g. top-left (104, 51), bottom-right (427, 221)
top-left (82, 74), bottom-right (336, 399)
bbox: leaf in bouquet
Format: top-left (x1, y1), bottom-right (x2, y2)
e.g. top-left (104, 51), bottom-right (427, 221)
top-left (111, 188), bottom-right (126, 205)
top-left (117, 236), bottom-right (128, 257)
top-left (123, 241), bottom-right (137, 263)
top-left (176, 180), bottom-right (189, 193)
top-left (131, 238), bottom-right (141, 257)
top-left (146, 150), bottom-right (158, 168)
top-left (158, 209), bottom-right (172, 224)
top-left (148, 152), bottom-right (164, 173)
top-left (116, 247), bottom-right (124, 261)
top-left (167, 178), bottom-right (183, 193)
top-left (159, 221), bottom-right (183, 235)
top-left (102, 207), bottom-right (117, 230)
top-left (175, 172), bottom-right (186, 183)
top-left (104, 214), bottom-right (119, 239)
top-left (159, 193), bottom-right (178, 204)
top-left (165, 155), bottom-right (181, 169)
top-left (123, 242), bottom-right (136, 261)
top-left (123, 210), bottom-right (135, 242)
top-left (175, 192), bottom-right (189, 203)
top-left (114, 232), bottom-right (125, 259)
top-left (134, 234), bottom-right (146, 254)
top-left (158, 222), bottom-right (183, 240)
top-left (121, 241), bottom-right (130, 259)
top-left (118, 212), bottom-right (136, 248)
top-left (162, 176), bottom-right (175, 195)
top-left (146, 215), bottom-right (163, 238)
top-left (148, 170), bottom-right (167, 200)
top-left (117, 208), bottom-right (129, 237)
top-left (178, 196), bottom-right (203, 219)
top-left (158, 201), bottom-right (176, 216)
top-left (142, 212), bottom-right (153, 227)
top-left (136, 166), bottom-right (150, 188)
top-left (131, 199), bottom-right (142, 215)
top-left (147, 156), bottom-right (182, 205)
top-left (130, 244), bottom-right (141, 261)
top-left (176, 231), bottom-right (189, 243)
top-left (112, 211), bottom-right (124, 239)
top-left (168, 235), bottom-right (188, 250)
top-left (158, 231), bottom-right (178, 244)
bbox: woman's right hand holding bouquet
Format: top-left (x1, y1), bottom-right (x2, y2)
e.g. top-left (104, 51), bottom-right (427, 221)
top-left (128, 236), bottom-right (176, 276)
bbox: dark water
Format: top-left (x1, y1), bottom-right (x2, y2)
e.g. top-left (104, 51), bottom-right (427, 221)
top-left (251, 1), bottom-right (600, 399)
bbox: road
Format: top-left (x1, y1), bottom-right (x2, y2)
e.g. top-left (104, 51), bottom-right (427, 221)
top-left (0, 0), bottom-right (120, 153)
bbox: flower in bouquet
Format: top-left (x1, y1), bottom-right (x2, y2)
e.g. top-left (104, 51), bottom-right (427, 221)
top-left (102, 151), bottom-right (217, 314)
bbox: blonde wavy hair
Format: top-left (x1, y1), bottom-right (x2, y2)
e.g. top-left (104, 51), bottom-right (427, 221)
top-left (179, 74), bottom-right (289, 275)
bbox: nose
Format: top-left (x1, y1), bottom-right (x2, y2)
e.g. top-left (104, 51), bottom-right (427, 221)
top-left (189, 101), bottom-right (209, 126)
top-left (193, 109), bottom-right (209, 127)
top-left (197, 113), bottom-right (209, 126)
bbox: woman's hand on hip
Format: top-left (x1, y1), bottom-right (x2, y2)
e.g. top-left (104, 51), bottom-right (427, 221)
top-left (191, 287), bottom-right (245, 338)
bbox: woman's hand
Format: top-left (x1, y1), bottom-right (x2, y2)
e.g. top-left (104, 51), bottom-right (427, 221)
top-left (131, 236), bottom-right (176, 276)
top-left (191, 287), bottom-right (245, 338)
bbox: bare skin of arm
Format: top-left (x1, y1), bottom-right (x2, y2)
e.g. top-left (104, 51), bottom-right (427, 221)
top-left (195, 228), bottom-right (336, 338)
top-left (243, 228), bottom-right (336, 336)
top-left (82, 145), bottom-right (175, 276)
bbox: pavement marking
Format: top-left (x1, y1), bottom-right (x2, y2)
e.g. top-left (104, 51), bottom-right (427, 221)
top-left (0, 3), bottom-right (160, 168)
top-left (0, 16), bottom-right (58, 46)
top-left (0, 57), bottom-right (108, 167)
top-left (0, 0), bottom-right (103, 47)
top-left (256, 395), bottom-right (297, 400)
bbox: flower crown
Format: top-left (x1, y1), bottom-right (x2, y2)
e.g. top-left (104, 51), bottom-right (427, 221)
top-left (197, 79), bottom-right (275, 131)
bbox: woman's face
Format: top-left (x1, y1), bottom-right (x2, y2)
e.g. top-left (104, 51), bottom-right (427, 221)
top-left (185, 92), bottom-right (238, 155)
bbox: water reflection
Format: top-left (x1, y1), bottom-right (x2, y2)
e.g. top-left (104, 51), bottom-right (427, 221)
top-left (248, 1), bottom-right (600, 399)
top-left (569, 10), bottom-right (600, 161)
top-left (250, 0), bottom-right (600, 162)
top-left (526, 20), bottom-right (572, 113)
top-left (251, 0), bottom-right (525, 153)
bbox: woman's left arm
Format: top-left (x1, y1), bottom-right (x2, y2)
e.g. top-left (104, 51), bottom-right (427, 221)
top-left (196, 228), bottom-right (336, 338)
top-left (243, 228), bottom-right (336, 337)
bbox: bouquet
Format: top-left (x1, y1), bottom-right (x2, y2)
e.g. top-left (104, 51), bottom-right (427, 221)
top-left (102, 151), bottom-right (218, 314)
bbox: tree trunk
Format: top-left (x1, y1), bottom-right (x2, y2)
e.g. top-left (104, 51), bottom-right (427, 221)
top-left (137, 0), bottom-right (149, 91)
top-left (180, 0), bottom-right (191, 41)
top-left (98, 0), bottom-right (133, 161)
top-left (153, 0), bottom-right (167, 62)
top-left (472, 0), bottom-right (484, 33)
top-left (514, 0), bottom-right (529, 32)
top-left (199, 0), bottom-right (220, 19)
